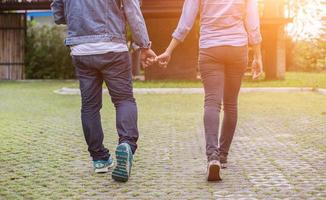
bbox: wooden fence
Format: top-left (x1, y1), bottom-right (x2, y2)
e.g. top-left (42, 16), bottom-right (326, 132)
top-left (0, 13), bottom-right (26, 80)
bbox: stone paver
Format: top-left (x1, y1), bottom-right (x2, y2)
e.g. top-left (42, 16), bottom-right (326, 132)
top-left (0, 84), bottom-right (325, 199)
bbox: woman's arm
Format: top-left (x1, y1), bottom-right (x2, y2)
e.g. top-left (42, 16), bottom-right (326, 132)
top-left (156, 0), bottom-right (200, 67)
top-left (155, 38), bottom-right (180, 67)
top-left (172, 0), bottom-right (200, 42)
top-left (252, 44), bottom-right (263, 80)
top-left (245, 0), bottom-right (263, 79)
top-left (245, 0), bottom-right (262, 46)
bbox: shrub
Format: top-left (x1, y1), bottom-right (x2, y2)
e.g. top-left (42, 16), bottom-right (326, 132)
top-left (25, 22), bottom-right (74, 79)
top-left (286, 38), bottom-right (326, 72)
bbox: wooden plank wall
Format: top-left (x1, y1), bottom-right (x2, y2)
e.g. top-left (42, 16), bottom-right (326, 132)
top-left (145, 17), bottom-right (199, 80)
top-left (0, 13), bottom-right (25, 80)
top-left (142, 0), bottom-right (199, 80)
top-left (142, 0), bottom-right (184, 17)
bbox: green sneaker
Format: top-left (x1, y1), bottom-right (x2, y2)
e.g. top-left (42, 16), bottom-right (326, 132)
top-left (112, 143), bottom-right (133, 182)
top-left (93, 156), bottom-right (114, 173)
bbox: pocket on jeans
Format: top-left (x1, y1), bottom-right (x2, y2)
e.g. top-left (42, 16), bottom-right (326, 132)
top-left (198, 49), bottom-right (213, 65)
top-left (198, 49), bottom-right (221, 76)
top-left (234, 46), bottom-right (249, 74)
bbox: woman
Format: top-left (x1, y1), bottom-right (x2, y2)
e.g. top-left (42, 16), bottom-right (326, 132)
top-left (156, 0), bottom-right (263, 181)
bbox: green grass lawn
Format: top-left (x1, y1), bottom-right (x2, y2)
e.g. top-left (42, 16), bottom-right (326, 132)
top-left (0, 81), bottom-right (325, 199)
top-left (134, 72), bottom-right (326, 89)
top-left (1, 72), bottom-right (325, 89)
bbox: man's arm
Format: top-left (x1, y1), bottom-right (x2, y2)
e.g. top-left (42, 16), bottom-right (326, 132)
top-left (51, 0), bottom-right (66, 25)
top-left (121, 0), bottom-right (151, 49)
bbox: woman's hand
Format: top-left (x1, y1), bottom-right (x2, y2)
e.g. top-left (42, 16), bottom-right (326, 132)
top-left (252, 57), bottom-right (263, 80)
top-left (155, 38), bottom-right (181, 68)
top-left (155, 51), bottom-right (172, 68)
top-left (251, 44), bottom-right (264, 80)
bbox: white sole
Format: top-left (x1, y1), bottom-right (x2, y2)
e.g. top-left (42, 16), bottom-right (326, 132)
top-left (221, 163), bottom-right (228, 169)
top-left (94, 161), bottom-right (114, 173)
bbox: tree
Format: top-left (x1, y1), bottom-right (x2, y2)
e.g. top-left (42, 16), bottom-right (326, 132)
top-left (284, 0), bottom-right (326, 71)
top-left (287, 0), bottom-right (325, 41)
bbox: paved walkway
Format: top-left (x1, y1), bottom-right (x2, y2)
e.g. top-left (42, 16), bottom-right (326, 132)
top-left (0, 85), bottom-right (325, 199)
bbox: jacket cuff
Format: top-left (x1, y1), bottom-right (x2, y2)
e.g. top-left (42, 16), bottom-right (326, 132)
top-left (133, 41), bottom-right (152, 50)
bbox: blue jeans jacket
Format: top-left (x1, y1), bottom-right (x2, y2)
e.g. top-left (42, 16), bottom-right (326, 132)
top-left (51, 0), bottom-right (151, 48)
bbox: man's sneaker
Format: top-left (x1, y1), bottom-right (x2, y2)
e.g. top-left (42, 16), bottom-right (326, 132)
top-left (206, 160), bottom-right (222, 181)
top-left (93, 156), bottom-right (114, 173)
top-left (112, 143), bottom-right (133, 182)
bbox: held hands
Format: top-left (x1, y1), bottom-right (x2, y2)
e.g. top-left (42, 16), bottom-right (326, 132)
top-left (155, 51), bottom-right (171, 68)
top-left (141, 49), bottom-right (157, 68)
top-left (142, 38), bottom-right (179, 68)
top-left (141, 50), bottom-right (172, 68)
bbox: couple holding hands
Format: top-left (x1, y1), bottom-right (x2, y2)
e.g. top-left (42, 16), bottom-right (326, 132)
top-left (52, 0), bottom-right (263, 182)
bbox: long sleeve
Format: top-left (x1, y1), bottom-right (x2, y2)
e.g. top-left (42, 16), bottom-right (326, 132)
top-left (51, 0), bottom-right (66, 25)
top-left (245, 0), bottom-right (262, 45)
top-left (122, 0), bottom-right (151, 48)
top-left (172, 0), bottom-right (200, 42)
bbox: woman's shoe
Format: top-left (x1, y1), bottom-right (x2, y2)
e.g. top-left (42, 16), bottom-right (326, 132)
top-left (221, 162), bottom-right (228, 169)
top-left (206, 160), bottom-right (222, 181)
top-left (219, 154), bottom-right (228, 169)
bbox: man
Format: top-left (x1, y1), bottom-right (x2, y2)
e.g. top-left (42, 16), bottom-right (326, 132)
top-left (51, 0), bottom-right (156, 182)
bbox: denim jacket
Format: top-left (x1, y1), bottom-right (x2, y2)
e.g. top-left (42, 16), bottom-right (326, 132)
top-left (51, 0), bottom-right (151, 48)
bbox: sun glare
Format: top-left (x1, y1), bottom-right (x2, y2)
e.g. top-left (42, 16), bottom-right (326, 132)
top-left (287, 0), bottom-right (325, 40)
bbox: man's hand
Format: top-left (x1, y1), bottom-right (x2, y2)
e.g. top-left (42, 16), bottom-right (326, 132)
top-left (141, 49), bottom-right (157, 68)
top-left (155, 51), bottom-right (172, 68)
top-left (252, 57), bottom-right (263, 80)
